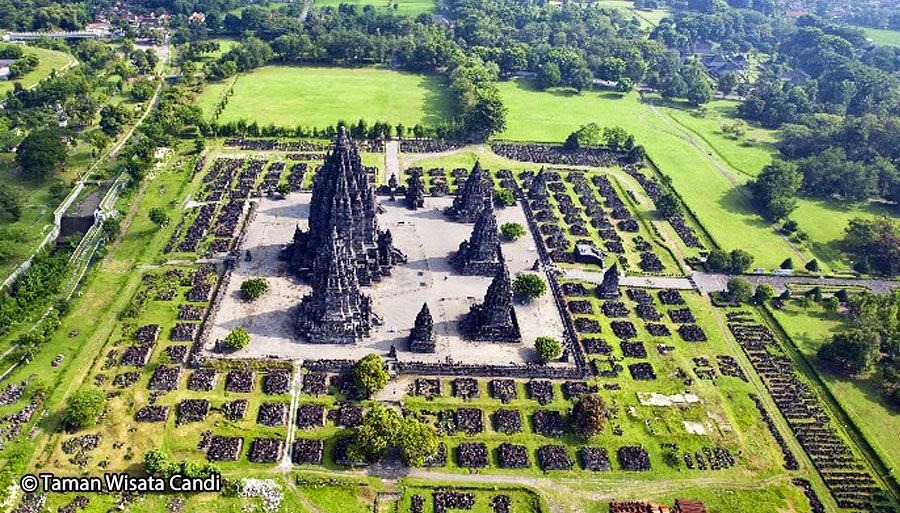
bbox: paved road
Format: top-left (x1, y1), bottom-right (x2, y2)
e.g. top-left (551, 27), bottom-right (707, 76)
top-left (561, 268), bottom-right (695, 290)
top-left (384, 140), bottom-right (400, 183)
top-left (692, 271), bottom-right (898, 294)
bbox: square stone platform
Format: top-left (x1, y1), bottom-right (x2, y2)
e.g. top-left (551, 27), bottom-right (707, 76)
top-left (204, 193), bottom-right (569, 367)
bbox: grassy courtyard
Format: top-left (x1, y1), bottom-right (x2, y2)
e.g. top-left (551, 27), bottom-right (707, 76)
top-left (198, 66), bottom-right (452, 129)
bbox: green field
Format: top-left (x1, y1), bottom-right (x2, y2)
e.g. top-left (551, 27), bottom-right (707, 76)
top-left (497, 80), bottom-right (797, 270)
top-left (199, 66), bottom-right (452, 129)
top-left (771, 302), bottom-right (900, 481)
top-left (314, 0), bottom-right (435, 14)
top-left (859, 26), bottom-right (900, 47)
top-left (0, 45), bottom-right (74, 95)
top-left (595, 0), bottom-right (669, 27)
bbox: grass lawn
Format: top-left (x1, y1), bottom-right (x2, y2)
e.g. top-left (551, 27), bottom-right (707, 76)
top-left (0, 45), bottom-right (74, 96)
top-left (858, 26), bottom-right (900, 47)
top-left (497, 80), bottom-right (797, 270)
top-left (770, 302), bottom-right (900, 481)
top-left (595, 0), bottom-right (669, 28)
top-left (199, 66), bottom-right (452, 129)
top-left (314, 0), bottom-right (435, 15)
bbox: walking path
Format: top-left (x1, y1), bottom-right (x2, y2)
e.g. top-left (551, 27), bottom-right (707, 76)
top-left (384, 140), bottom-right (400, 183)
top-left (278, 360), bottom-right (304, 471)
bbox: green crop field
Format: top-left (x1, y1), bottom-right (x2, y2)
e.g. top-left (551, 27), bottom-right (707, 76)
top-left (595, 0), bottom-right (669, 27)
top-left (199, 66), bottom-right (452, 128)
top-left (0, 45), bottom-right (74, 96)
top-left (771, 302), bottom-right (900, 481)
top-left (497, 79), bottom-right (798, 270)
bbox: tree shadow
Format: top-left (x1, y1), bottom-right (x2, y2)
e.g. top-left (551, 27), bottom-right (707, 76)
top-left (417, 75), bottom-right (454, 127)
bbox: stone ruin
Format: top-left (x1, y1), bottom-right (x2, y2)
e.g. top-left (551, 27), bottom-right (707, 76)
top-left (286, 127), bottom-right (404, 285)
top-left (596, 263), bottom-right (621, 300)
top-left (529, 167), bottom-right (549, 201)
top-left (408, 303), bottom-right (436, 353)
top-left (405, 168), bottom-right (425, 210)
top-left (295, 227), bottom-right (379, 344)
top-left (460, 261), bottom-right (521, 343)
top-left (449, 198), bottom-right (503, 276)
top-left (445, 161), bottom-right (492, 222)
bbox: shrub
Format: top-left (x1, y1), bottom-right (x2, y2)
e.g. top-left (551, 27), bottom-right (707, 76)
top-left (222, 327), bottom-right (250, 351)
top-left (494, 189), bottom-right (516, 207)
top-left (535, 336), bottom-right (563, 363)
top-left (727, 277), bottom-right (754, 303)
top-left (500, 222), bottom-right (526, 241)
top-left (753, 284), bottom-right (774, 304)
top-left (62, 387), bottom-right (107, 430)
top-left (240, 278), bottom-right (268, 301)
top-left (514, 273), bottom-right (546, 300)
top-left (148, 207), bottom-right (170, 227)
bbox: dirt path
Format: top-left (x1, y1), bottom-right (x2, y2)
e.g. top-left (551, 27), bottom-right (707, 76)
top-left (385, 140), bottom-right (400, 182)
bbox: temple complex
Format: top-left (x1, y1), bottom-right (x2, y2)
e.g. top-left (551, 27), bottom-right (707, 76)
top-left (449, 198), bottom-right (503, 276)
top-left (460, 261), bottom-right (521, 343)
top-left (445, 162), bottom-right (492, 222)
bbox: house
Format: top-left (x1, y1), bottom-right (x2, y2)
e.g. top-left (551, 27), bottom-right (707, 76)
top-left (0, 59), bottom-right (15, 80)
top-left (188, 11), bottom-right (206, 23)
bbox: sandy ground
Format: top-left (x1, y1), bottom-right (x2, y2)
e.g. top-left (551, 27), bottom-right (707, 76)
top-left (205, 193), bottom-right (569, 367)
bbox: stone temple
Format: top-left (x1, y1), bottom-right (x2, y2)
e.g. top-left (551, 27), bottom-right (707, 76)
top-left (408, 303), bottom-right (436, 353)
top-left (296, 227), bottom-right (379, 344)
top-left (287, 127), bottom-right (404, 285)
top-left (405, 168), bottom-right (425, 210)
top-left (460, 260), bottom-right (521, 343)
top-left (449, 197), bottom-right (503, 276)
top-left (445, 161), bottom-right (492, 223)
top-left (596, 263), bottom-right (621, 299)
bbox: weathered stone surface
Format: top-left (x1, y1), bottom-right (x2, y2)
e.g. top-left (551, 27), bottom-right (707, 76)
top-left (450, 199), bottom-right (502, 276)
top-left (408, 303), bottom-right (436, 353)
top-left (460, 261), bottom-right (521, 343)
top-left (596, 263), bottom-right (621, 299)
top-left (445, 162), bottom-right (491, 222)
top-left (405, 168), bottom-right (425, 210)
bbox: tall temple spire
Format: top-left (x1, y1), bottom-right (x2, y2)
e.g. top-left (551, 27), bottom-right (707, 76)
top-left (596, 262), bottom-right (621, 299)
top-left (296, 227), bottom-right (377, 344)
top-left (287, 129), bottom-right (401, 284)
top-left (408, 303), bottom-right (436, 353)
top-left (460, 261), bottom-right (521, 343)
top-left (449, 198), bottom-right (502, 276)
top-left (529, 167), bottom-right (548, 201)
top-left (446, 161), bottom-right (491, 223)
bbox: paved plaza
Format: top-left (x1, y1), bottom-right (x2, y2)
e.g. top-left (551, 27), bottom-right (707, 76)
top-left (205, 193), bottom-right (570, 367)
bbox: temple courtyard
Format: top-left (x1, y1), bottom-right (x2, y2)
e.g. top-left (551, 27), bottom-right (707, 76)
top-left (204, 192), bottom-right (569, 366)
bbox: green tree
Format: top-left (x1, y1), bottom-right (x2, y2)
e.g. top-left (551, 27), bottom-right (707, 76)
top-left (353, 353), bottom-right (389, 398)
top-left (780, 258), bottom-right (794, 270)
top-left (99, 103), bottom-right (133, 136)
top-left (818, 329), bottom-right (880, 375)
top-left (727, 277), bottom-right (754, 303)
top-left (513, 273), bottom-right (547, 300)
top-left (148, 207), bottom-right (169, 228)
top-left (397, 416), bottom-right (439, 466)
top-left (500, 222), bottom-right (525, 241)
top-left (805, 259), bottom-right (820, 272)
top-left (535, 336), bottom-right (563, 363)
top-left (222, 327), bottom-right (250, 351)
top-left (62, 387), bottom-right (106, 430)
top-left (749, 161), bottom-right (802, 221)
top-left (16, 128), bottom-right (67, 181)
top-left (240, 278), bottom-right (268, 301)
top-left (0, 184), bottom-right (23, 222)
top-left (570, 394), bottom-right (606, 438)
top-left (655, 192), bottom-right (680, 218)
top-left (494, 189), bottom-right (515, 207)
top-left (753, 283), bottom-right (774, 304)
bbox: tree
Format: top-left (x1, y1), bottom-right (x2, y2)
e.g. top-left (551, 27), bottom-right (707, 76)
top-left (16, 129), bottom-right (67, 181)
top-left (717, 72), bottom-right (739, 94)
top-left (727, 277), bottom-right (754, 303)
top-left (535, 336), bottom-right (563, 363)
top-left (728, 249), bottom-right (755, 273)
top-left (62, 387), bottom-right (106, 430)
top-left (818, 329), bottom-right (880, 375)
top-left (749, 161), bottom-right (802, 221)
top-left (500, 222), bottom-right (526, 241)
top-left (348, 405), bottom-right (437, 466)
top-left (99, 104), bottom-right (133, 136)
top-left (222, 327), bottom-right (250, 351)
top-left (563, 123), bottom-right (602, 150)
top-left (0, 184), bottom-right (23, 222)
top-left (570, 394), bottom-right (606, 437)
top-left (397, 416), bottom-right (439, 466)
top-left (781, 258), bottom-right (794, 270)
top-left (842, 216), bottom-right (900, 276)
top-left (240, 278), bottom-right (268, 301)
top-left (753, 283), bottom-right (774, 304)
top-left (655, 192), bottom-right (681, 218)
top-left (536, 62), bottom-right (562, 90)
top-left (805, 259), bottom-right (820, 272)
top-left (148, 207), bottom-right (169, 228)
top-left (513, 273), bottom-right (547, 300)
top-left (144, 449), bottom-right (173, 476)
top-left (353, 353), bottom-right (389, 398)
